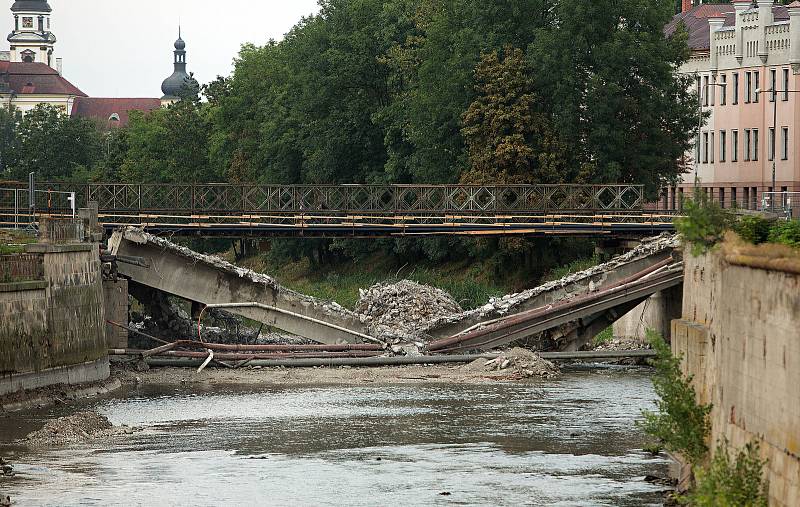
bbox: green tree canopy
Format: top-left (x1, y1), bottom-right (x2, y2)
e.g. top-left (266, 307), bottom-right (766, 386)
top-left (529, 0), bottom-right (697, 195)
top-left (461, 46), bottom-right (566, 184)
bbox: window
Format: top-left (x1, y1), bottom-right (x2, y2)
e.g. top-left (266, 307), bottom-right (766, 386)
top-left (782, 127), bottom-right (789, 160)
top-left (703, 75), bottom-right (709, 106)
top-left (744, 129), bottom-right (751, 161)
top-left (710, 132), bottom-right (715, 163)
top-left (719, 188), bottom-right (726, 208)
top-left (720, 74), bottom-right (727, 105)
top-left (720, 130), bottom-right (727, 162)
top-left (745, 72), bottom-right (752, 103)
top-left (753, 129), bottom-right (759, 161)
top-left (732, 188), bottom-right (738, 209)
top-left (783, 69), bottom-right (790, 101)
top-left (703, 132), bottom-right (709, 163)
top-left (752, 187), bottom-right (758, 209)
top-left (754, 71), bottom-right (760, 103)
top-left (769, 128), bottom-right (775, 161)
top-left (770, 69), bottom-right (777, 102)
top-left (733, 73), bottom-right (739, 105)
top-left (22, 17), bottom-right (32, 28)
top-left (732, 130), bottom-right (739, 162)
top-left (744, 187), bottom-right (750, 210)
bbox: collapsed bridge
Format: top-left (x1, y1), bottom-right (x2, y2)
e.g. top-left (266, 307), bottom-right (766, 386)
top-left (107, 228), bottom-right (682, 356)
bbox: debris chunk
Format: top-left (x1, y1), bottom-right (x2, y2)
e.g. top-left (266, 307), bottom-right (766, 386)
top-left (463, 348), bottom-right (560, 379)
top-left (22, 411), bottom-right (122, 447)
top-left (356, 280), bottom-right (463, 340)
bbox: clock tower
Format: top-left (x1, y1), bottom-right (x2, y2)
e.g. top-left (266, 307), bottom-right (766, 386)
top-left (7, 0), bottom-right (57, 68)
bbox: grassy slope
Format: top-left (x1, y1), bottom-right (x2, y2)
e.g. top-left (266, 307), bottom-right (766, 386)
top-left (235, 251), bottom-right (601, 311)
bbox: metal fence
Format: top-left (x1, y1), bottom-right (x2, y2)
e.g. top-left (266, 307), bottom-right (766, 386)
top-left (762, 192), bottom-right (800, 219)
top-left (0, 187), bottom-right (76, 230)
top-left (33, 182), bottom-right (646, 213)
top-left (0, 253), bottom-right (44, 283)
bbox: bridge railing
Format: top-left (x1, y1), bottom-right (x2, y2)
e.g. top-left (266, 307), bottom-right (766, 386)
top-left (31, 183), bottom-right (646, 214)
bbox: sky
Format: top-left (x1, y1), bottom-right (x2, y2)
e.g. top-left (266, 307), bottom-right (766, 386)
top-left (2, 0), bottom-right (321, 97)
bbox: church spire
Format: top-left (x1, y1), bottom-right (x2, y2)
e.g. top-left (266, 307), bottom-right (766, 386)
top-left (161, 27), bottom-right (198, 103)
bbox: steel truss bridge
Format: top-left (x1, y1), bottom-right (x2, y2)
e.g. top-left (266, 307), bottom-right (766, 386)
top-left (1, 182), bottom-right (675, 237)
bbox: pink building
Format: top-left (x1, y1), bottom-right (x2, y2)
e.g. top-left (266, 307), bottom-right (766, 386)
top-left (666, 1), bottom-right (800, 211)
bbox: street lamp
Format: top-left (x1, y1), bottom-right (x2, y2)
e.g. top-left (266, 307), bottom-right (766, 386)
top-left (753, 85), bottom-right (800, 210)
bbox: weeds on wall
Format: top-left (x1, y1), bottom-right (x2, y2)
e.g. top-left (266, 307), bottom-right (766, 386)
top-left (767, 220), bottom-right (800, 248)
top-left (675, 190), bottom-right (800, 253)
top-left (733, 216), bottom-right (773, 245)
top-left (683, 439), bottom-right (769, 507)
top-left (638, 330), bottom-right (712, 466)
top-left (674, 190), bottom-right (733, 256)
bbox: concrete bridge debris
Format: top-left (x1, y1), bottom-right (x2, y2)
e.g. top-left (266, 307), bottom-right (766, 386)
top-left (108, 228), bottom-right (373, 346)
top-left (107, 227), bottom-right (681, 354)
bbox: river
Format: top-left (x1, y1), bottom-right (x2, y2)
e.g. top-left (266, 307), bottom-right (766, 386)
top-left (0, 368), bottom-right (670, 506)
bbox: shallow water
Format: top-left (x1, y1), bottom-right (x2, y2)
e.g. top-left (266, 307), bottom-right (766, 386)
top-left (0, 369), bottom-right (669, 506)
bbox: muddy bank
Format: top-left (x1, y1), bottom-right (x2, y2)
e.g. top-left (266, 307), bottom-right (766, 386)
top-left (0, 378), bottom-right (122, 414)
top-left (112, 359), bottom-right (560, 388)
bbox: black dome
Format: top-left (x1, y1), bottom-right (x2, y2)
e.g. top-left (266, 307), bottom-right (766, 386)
top-left (174, 37), bottom-right (186, 50)
top-left (161, 71), bottom-right (199, 99)
top-left (11, 0), bottom-right (52, 12)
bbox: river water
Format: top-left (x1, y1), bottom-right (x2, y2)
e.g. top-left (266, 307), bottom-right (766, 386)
top-left (0, 368), bottom-right (669, 506)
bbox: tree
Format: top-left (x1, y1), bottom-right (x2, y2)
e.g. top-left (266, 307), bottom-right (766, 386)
top-left (529, 0), bottom-right (699, 196)
top-left (379, 0), bottom-right (555, 183)
top-left (120, 100), bottom-right (215, 183)
top-left (0, 106), bottom-right (21, 179)
top-left (461, 46), bottom-right (566, 184)
top-left (11, 104), bottom-right (102, 181)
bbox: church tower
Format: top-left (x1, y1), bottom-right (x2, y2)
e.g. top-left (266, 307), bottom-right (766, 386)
top-left (161, 28), bottom-right (199, 105)
top-left (7, 0), bottom-right (57, 68)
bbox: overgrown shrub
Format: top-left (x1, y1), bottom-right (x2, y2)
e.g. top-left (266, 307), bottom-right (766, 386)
top-left (733, 216), bottom-right (773, 245)
top-left (675, 190), bottom-right (734, 255)
top-left (684, 439), bottom-right (769, 507)
top-left (767, 220), bottom-right (800, 248)
top-left (638, 331), bottom-right (712, 466)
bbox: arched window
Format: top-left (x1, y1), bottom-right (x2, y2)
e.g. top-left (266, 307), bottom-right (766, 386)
top-left (21, 50), bottom-right (35, 63)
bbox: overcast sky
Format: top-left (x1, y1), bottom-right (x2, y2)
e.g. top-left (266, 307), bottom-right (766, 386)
top-left (2, 0), bottom-right (321, 97)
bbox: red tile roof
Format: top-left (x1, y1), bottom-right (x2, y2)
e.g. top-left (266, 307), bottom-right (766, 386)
top-left (0, 61), bottom-right (86, 96)
top-left (666, 4), bottom-right (789, 51)
top-left (71, 97), bottom-right (161, 127)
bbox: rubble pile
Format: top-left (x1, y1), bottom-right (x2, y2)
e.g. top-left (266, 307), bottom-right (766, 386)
top-left (356, 280), bottom-right (463, 341)
top-left (593, 337), bottom-right (648, 352)
top-left (22, 411), bottom-right (129, 447)
top-left (463, 348), bottom-right (560, 379)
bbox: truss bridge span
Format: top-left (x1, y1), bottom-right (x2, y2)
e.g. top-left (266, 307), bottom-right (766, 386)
top-left (2, 182), bottom-right (675, 237)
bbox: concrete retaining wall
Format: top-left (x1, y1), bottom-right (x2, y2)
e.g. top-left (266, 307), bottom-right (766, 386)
top-left (0, 243), bottom-right (108, 396)
top-left (672, 249), bottom-right (800, 506)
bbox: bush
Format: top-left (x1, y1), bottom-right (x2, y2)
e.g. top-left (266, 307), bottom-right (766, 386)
top-left (685, 439), bottom-right (769, 507)
top-left (733, 216), bottom-right (773, 245)
top-left (767, 220), bottom-right (800, 248)
top-left (638, 331), bottom-right (712, 466)
top-left (675, 190), bottom-right (734, 256)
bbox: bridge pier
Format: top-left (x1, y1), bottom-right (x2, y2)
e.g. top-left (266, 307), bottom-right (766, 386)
top-left (612, 285), bottom-right (682, 343)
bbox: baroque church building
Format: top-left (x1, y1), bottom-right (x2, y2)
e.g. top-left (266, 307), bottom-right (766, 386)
top-left (0, 0), bottom-right (196, 127)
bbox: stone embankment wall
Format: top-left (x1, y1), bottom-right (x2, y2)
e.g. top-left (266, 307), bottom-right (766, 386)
top-left (0, 243), bottom-right (108, 396)
top-left (672, 248), bottom-right (800, 506)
